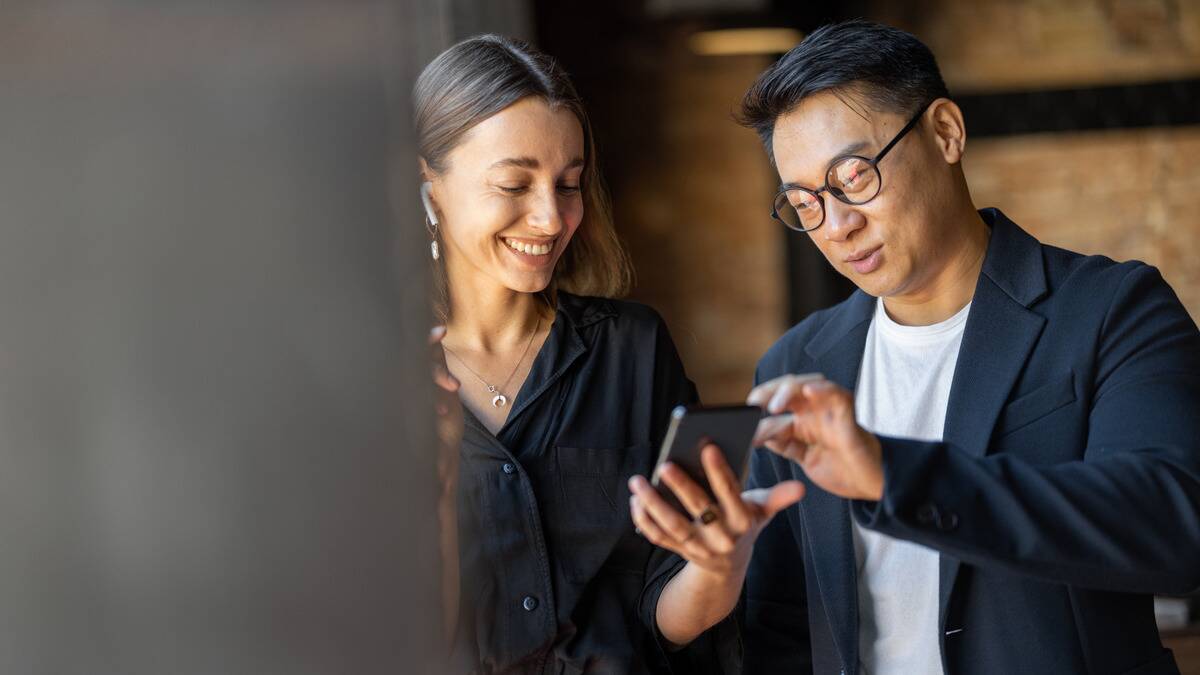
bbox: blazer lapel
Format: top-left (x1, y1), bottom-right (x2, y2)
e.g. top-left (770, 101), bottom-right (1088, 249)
top-left (938, 209), bottom-right (1049, 625)
top-left (800, 291), bottom-right (874, 674)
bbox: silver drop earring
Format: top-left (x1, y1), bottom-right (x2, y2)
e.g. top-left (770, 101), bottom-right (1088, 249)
top-left (427, 217), bottom-right (440, 261)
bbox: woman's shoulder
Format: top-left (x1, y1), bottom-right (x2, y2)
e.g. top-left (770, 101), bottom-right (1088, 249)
top-left (556, 292), bottom-right (669, 335)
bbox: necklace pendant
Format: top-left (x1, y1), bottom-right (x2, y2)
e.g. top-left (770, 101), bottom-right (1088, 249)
top-left (492, 394), bottom-right (508, 408)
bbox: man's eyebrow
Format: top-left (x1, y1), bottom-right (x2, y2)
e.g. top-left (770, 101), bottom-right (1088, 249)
top-left (777, 140), bottom-right (871, 191)
top-left (834, 140), bottom-right (870, 158)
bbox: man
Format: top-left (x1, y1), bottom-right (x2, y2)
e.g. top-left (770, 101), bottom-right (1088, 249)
top-left (628, 19), bottom-right (1200, 675)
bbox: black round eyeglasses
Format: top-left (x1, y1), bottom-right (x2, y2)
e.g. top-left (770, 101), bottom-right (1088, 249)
top-left (771, 102), bottom-right (931, 232)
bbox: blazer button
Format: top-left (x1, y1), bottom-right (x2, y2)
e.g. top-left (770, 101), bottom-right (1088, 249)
top-left (502, 462), bottom-right (516, 475)
top-left (522, 595), bottom-right (539, 611)
top-left (916, 503), bottom-right (939, 525)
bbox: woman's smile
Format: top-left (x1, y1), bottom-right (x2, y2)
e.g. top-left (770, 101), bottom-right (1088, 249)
top-left (501, 235), bottom-right (558, 265)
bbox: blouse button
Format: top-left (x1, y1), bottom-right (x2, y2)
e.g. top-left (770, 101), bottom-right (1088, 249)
top-left (502, 463), bottom-right (516, 475)
top-left (522, 595), bottom-right (539, 611)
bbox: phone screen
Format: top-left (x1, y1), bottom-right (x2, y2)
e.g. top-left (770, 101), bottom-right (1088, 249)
top-left (651, 405), bottom-right (763, 515)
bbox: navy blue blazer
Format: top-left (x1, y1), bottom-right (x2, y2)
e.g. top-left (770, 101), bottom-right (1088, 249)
top-left (743, 209), bottom-right (1200, 675)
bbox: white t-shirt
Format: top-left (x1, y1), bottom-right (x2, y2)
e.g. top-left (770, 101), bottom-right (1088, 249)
top-left (851, 298), bottom-right (971, 675)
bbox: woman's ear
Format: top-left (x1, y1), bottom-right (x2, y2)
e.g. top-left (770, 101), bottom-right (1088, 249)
top-left (927, 98), bottom-right (967, 165)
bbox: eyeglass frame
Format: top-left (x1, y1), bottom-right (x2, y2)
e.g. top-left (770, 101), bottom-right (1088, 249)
top-left (770, 101), bottom-right (933, 232)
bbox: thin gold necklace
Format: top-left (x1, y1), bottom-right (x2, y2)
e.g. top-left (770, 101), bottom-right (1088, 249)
top-left (442, 317), bottom-right (540, 408)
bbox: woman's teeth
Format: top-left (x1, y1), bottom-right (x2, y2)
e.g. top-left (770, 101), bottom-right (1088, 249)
top-left (504, 238), bottom-right (552, 256)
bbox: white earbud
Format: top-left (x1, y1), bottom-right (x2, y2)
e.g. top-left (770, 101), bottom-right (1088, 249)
top-left (420, 181), bottom-right (440, 261)
top-left (420, 182), bottom-right (438, 226)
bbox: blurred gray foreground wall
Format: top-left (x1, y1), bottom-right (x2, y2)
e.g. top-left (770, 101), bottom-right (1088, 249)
top-left (0, 2), bottom-right (451, 673)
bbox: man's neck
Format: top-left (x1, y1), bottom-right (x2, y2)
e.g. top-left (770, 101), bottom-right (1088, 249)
top-left (882, 210), bottom-right (990, 326)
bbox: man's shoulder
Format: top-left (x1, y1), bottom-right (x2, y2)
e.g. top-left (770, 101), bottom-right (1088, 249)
top-left (983, 208), bottom-right (1162, 310)
top-left (757, 291), bottom-right (871, 382)
top-left (1038, 241), bottom-right (1160, 310)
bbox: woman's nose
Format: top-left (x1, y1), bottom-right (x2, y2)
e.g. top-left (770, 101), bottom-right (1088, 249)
top-left (526, 189), bottom-right (565, 234)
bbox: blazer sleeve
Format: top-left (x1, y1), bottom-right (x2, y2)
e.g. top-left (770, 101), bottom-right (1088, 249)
top-left (742, 445), bottom-right (812, 673)
top-left (854, 263), bottom-right (1200, 595)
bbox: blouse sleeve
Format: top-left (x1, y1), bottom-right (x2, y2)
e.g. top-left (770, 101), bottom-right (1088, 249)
top-left (636, 312), bottom-right (742, 674)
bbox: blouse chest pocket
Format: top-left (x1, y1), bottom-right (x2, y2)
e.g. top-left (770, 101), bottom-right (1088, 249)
top-left (543, 444), bottom-right (645, 583)
top-left (554, 445), bottom-right (629, 514)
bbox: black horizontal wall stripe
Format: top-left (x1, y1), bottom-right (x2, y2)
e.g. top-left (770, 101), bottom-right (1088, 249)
top-left (955, 77), bottom-right (1200, 138)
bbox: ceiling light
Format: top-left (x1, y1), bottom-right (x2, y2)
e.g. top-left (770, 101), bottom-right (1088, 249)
top-left (688, 28), bottom-right (804, 56)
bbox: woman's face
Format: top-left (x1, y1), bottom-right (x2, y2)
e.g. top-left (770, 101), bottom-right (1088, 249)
top-left (428, 96), bottom-right (585, 295)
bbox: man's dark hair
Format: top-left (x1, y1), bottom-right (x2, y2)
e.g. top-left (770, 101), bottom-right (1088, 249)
top-left (739, 20), bottom-right (950, 161)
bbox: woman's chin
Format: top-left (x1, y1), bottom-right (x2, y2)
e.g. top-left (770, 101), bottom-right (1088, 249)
top-left (502, 272), bottom-right (554, 295)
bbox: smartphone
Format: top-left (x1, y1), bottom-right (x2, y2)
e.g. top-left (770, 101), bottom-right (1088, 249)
top-left (651, 404), bottom-right (764, 515)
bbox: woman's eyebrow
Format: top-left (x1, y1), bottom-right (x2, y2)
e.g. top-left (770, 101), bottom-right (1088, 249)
top-left (489, 157), bottom-right (540, 170)
top-left (488, 156), bottom-right (585, 171)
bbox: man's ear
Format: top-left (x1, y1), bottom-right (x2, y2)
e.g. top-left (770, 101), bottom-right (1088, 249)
top-left (926, 98), bottom-right (966, 165)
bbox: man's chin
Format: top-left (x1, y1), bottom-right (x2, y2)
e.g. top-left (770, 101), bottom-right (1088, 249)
top-left (849, 274), bottom-right (896, 299)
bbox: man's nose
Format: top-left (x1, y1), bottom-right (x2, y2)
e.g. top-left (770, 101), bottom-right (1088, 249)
top-left (821, 197), bottom-right (866, 243)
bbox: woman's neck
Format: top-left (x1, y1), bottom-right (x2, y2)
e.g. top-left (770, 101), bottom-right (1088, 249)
top-left (443, 265), bottom-right (547, 354)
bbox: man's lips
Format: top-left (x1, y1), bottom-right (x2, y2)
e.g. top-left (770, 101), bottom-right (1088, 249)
top-left (845, 245), bottom-right (883, 274)
top-left (844, 245), bottom-right (881, 263)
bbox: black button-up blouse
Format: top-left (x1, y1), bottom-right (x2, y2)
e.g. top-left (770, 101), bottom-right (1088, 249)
top-left (451, 292), bottom-right (736, 674)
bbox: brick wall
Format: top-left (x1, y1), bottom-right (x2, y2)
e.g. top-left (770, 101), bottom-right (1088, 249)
top-left (965, 127), bottom-right (1200, 321)
top-left (591, 47), bottom-right (788, 403)
top-left (873, 0), bottom-right (1200, 92)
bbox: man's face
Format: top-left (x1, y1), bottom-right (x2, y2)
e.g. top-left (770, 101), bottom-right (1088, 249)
top-left (771, 91), bottom-right (955, 299)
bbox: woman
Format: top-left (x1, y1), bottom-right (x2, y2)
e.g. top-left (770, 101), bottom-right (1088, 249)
top-left (417, 35), bottom-right (735, 673)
